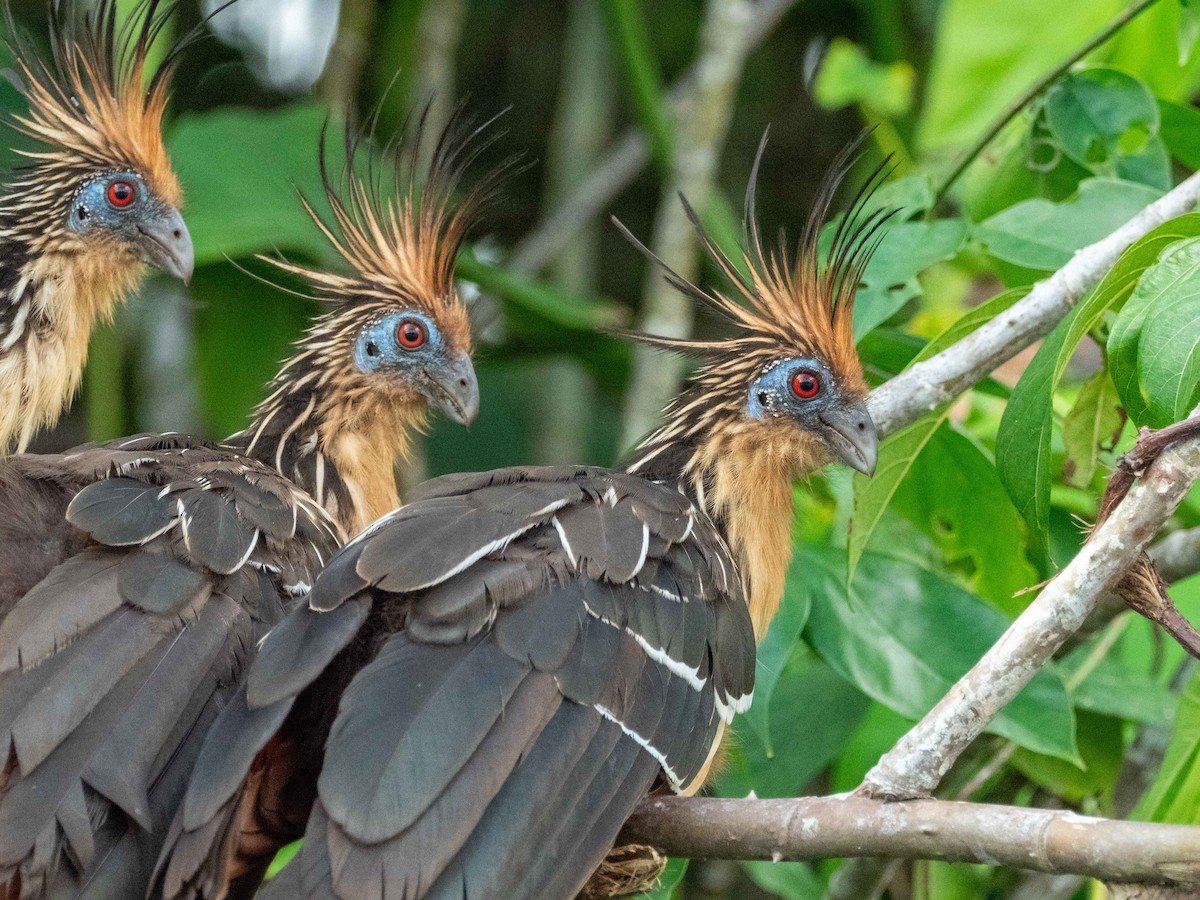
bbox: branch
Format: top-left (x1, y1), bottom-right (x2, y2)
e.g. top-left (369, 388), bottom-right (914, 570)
top-left (861, 411), bottom-right (1200, 800)
top-left (1150, 526), bottom-right (1200, 585)
top-left (620, 795), bottom-right (1200, 885)
top-left (507, 0), bottom-right (800, 275)
top-left (868, 169), bottom-right (1200, 439)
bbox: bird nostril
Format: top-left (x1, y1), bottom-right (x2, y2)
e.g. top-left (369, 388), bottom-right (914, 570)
top-left (458, 377), bottom-right (468, 388)
top-left (857, 421), bottom-right (865, 431)
top-left (172, 229), bottom-right (182, 239)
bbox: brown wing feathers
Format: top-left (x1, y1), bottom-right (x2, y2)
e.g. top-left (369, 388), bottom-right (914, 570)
top-left (161, 466), bottom-right (751, 899)
top-left (0, 443), bottom-right (338, 899)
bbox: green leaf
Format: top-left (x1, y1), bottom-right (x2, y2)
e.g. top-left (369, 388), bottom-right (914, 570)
top-left (803, 546), bottom-right (1078, 762)
top-left (740, 558), bottom-right (813, 755)
top-left (853, 219), bottom-right (967, 339)
top-left (849, 416), bottom-right (946, 580)
top-left (266, 840), bottom-right (301, 879)
top-left (917, 0), bottom-right (1121, 150)
top-left (742, 860), bottom-right (823, 899)
top-left (848, 289), bottom-right (1026, 582)
top-left (1137, 240), bottom-right (1200, 423)
top-left (865, 174), bottom-right (936, 219)
top-left (1135, 671), bottom-right (1200, 823)
top-left (1180, 0), bottom-right (1200, 64)
top-left (1065, 651), bottom-right (1177, 724)
top-left (1010, 710), bottom-right (1123, 804)
top-left (191, 263), bottom-right (316, 438)
top-left (830, 702), bottom-right (914, 793)
top-left (1110, 234), bottom-right (1200, 425)
top-left (600, 0), bottom-right (673, 171)
top-left (1159, 99), bottom-right (1200, 168)
top-left (637, 858), bottom-right (688, 899)
top-left (996, 217), bottom-right (1200, 541)
top-left (718, 645), bottom-right (869, 799)
top-left (892, 424), bottom-right (1039, 613)
top-left (813, 38), bottom-right (915, 118)
top-left (456, 251), bottom-right (626, 332)
top-left (1062, 368), bottom-right (1125, 488)
top-left (1043, 67), bottom-right (1170, 189)
top-left (974, 178), bottom-right (1163, 271)
top-left (995, 313), bottom-right (1067, 544)
top-left (168, 104), bottom-right (334, 265)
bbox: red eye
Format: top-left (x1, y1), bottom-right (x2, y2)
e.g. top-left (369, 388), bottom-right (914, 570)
top-left (791, 370), bottom-right (821, 399)
top-left (106, 180), bottom-right (135, 208)
top-left (396, 320), bottom-right (426, 350)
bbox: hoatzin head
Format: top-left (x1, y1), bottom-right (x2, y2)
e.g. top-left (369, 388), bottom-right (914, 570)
top-left (236, 114), bottom-right (496, 533)
top-left (0, 0), bottom-right (193, 453)
top-left (624, 135), bottom-right (889, 636)
top-left (3, 0), bottom-right (191, 279)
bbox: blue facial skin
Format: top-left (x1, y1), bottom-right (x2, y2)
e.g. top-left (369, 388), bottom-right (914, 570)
top-left (68, 171), bottom-right (161, 236)
top-left (354, 311), bottom-right (445, 377)
top-left (354, 310), bottom-right (480, 427)
top-left (64, 169), bottom-right (195, 283)
top-left (745, 356), bottom-right (836, 430)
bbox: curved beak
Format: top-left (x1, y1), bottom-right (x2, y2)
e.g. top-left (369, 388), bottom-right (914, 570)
top-left (819, 401), bottom-right (878, 476)
top-left (134, 206), bottom-right (195, 285)
top-left (424, 351), bottom-right (480, 427)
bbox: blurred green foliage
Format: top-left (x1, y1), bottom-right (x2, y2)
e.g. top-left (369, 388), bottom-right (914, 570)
top-left (8, 0), bottom-right (1200, 896)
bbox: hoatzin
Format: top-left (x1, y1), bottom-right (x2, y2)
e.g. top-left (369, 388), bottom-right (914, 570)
top-left (0, 0), bottom-right (195, 454)
top-left (0, 115), bottom-right (489, 900)
top-left (158, 137), bottom-right (885, 900)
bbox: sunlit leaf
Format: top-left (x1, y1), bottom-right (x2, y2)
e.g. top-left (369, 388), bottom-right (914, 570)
top-left (1137, 242), bottom-right (1200, 422)
top-left (1062, 368), bottom-right (1125, 488)
top-left (1180, 0), bottom-right (1200, 64)
top-left (1109, 233), bottom-right (1200, 425)
top-left (1044, 67), bottom-right (1170, 189)
top-left (918, 0), bottom-right (1120, 150)
top-left (974, 178), bottom-right (1162, 271)
top-left (814, 37), bottom-right (915, 118)
top-left (998, 215), bottom-right (1200, 541)
top-left (853, 219), bottom-right (967, 339)
top-left (265, 840), bottom-right (300, 879)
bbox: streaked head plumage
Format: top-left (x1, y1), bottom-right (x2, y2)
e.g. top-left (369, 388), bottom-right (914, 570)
top-left (1, 0), bottom-right (194, 278)
top-left (258, 108), bottom-right (511, 431)
top-left (622, 132), bottom-right (892, 478)
top-left (7, 0), bottom-right (181, 203)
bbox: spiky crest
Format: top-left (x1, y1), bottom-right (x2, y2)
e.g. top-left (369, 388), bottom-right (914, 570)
top-left (228, 110), bottom-right (506, 532)
top-left (624, 132), bottom-right (894, 479)
top-left (3, 0), bottom-right (184, 212)
top-left (263, 104), bottom-right (508, 342)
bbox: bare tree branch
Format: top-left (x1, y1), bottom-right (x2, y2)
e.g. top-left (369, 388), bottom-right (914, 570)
top-left (862, 411), bottom-right (1200, 800)
top-left (868, 170), bottom-right (1200, 439)
top-left (620, 795), bottom-right (1200, 885)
